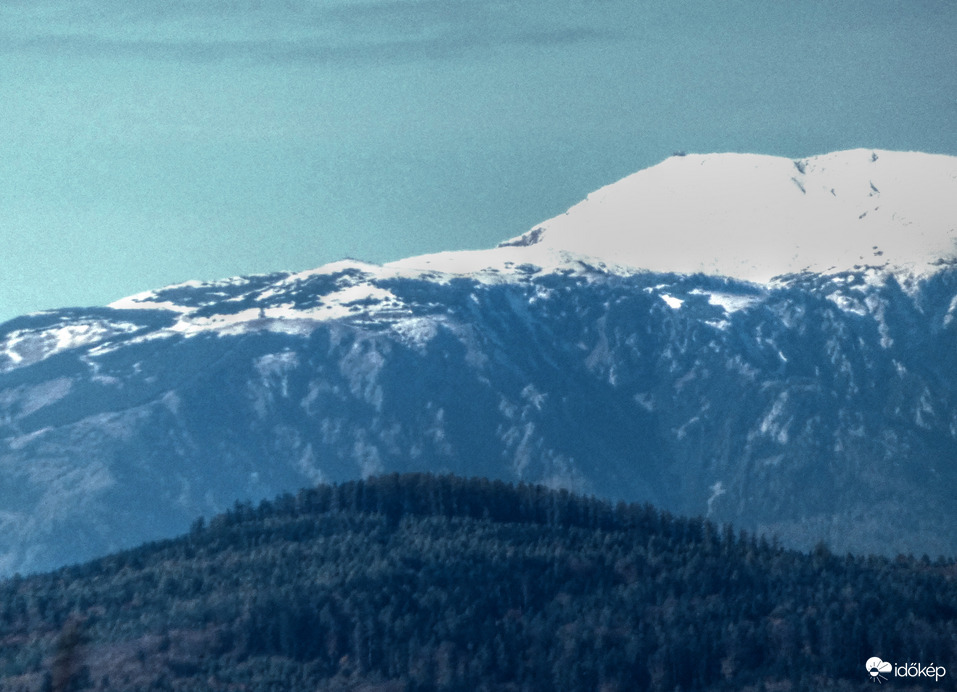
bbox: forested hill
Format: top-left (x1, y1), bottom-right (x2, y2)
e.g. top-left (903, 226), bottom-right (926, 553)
top-left (0, 474), bottom-right (954, 691)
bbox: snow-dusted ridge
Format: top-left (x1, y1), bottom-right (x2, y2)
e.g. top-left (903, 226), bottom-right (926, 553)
top-left (41, 147), bottom-right (957, 351)
top-left (102, 261), bottom-right (408, 342)
top-left (0, 319), bottom-right (143, 371)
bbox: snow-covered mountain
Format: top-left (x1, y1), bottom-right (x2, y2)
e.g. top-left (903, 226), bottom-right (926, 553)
top-left (1, 149), bottom-right (956, 574)
top-left (394, 148), bottom-right (957, 281)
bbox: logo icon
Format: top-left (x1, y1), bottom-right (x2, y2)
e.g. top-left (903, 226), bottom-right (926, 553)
top-left (866, 657), bottom-right (892, 683)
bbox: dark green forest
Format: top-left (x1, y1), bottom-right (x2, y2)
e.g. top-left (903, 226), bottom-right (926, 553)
top-left (0, 474), bottom-right (953, 691)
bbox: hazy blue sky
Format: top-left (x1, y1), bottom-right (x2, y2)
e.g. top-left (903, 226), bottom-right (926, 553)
top-left (1, 0), bottom-right (955, 321)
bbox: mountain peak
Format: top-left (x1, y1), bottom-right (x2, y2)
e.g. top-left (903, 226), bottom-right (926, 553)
top-left (79, 148), bottom-right (957, 354)
top-left (5, 151), bottom-right (957, 574)
top-left (393, 149), bottom-right (957, 283)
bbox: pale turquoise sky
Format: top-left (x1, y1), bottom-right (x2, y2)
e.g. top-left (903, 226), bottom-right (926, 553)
top-left (1, 0), bottom-right (955, 322)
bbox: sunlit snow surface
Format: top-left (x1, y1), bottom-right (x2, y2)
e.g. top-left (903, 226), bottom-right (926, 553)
top-left (392, 149), bottom-right (957, 282)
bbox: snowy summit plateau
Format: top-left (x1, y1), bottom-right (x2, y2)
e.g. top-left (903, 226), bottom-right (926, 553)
top-left (395, 148), bottom-right (957, 282)
top-left (2, 149), bottom-right (957, 574)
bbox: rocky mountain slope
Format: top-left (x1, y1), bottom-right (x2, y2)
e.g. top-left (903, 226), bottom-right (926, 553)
top-left (1, 149), bottom-right (956, 574)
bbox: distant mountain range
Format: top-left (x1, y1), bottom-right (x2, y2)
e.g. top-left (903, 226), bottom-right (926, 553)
top-left (2, 148), bottom-right (956, 574)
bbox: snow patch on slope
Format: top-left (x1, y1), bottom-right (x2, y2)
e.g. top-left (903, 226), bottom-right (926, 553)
top-left (0, 320), bottom-right (142, 371)
top-left (660, 294), bottom-right (684, 309)
top-left (689, 289), bottom-right (761, 313)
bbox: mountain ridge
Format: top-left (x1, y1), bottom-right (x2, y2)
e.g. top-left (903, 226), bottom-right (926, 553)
top-left (1, 149), bottom-right (956, 574)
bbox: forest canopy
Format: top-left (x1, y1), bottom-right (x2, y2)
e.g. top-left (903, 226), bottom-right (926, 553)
top-left (0, 473), bottom-right (953, 691)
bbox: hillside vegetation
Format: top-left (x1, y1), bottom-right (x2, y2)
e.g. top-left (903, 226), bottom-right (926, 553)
top-left (0, 474), bottom-right (953, 691)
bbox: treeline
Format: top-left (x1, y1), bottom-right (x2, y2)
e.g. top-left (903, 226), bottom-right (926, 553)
top-left (0, 473), bottom-right (954, 691)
